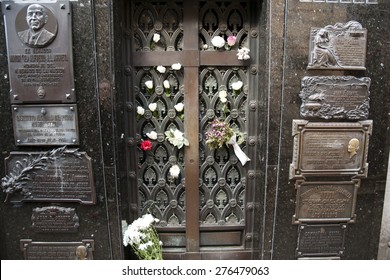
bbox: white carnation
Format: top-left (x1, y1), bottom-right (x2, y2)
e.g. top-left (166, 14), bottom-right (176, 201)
top-left (146, 131), bottom-right (158, 140)
top-left (171, 63), bottom-right (182, 70)
top-left (137, 106), bottom-right (145, 115)
top-left (169, 164), bottom-right (181, 178)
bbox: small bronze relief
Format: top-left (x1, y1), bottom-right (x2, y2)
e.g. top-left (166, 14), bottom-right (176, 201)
top-left (290, 120), bottom-right (372, 179)
top-left (299, 76), bottom-right (371, 120)
top-left (16, 4), bottom-right (58, 48)
top-left (307, 21), bottom-right (367, 70)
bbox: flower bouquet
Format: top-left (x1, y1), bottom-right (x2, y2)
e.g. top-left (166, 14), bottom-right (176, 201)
top-left (205, 118), bottom-right (250, 166)
top-left (123, 214), bottom-right (163, 260)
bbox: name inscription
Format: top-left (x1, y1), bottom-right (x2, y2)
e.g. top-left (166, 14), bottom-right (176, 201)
top-left (32, 206), bottom-right (79, 233)
top-left (296, 224), bottom-right (346, 258)
top-left (5, 150), bottom-right (95, 204)
top-left (12, 104), bottom-right (79, 146)
top-left (293, 180), bottom-right (359, 223)
top-left (20, 239), bottom-right (94, 260)
top-left (290, 120), bottom-right (372, 179)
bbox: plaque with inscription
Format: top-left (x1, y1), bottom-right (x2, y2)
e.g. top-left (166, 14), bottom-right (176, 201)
top-left (296, 224), bottom-right (347, 258)
top-left (290, 120), bottom-right (372, 179)
top-left (2, 0), bottom-right (75, 103)
top-left (307, 21), bottom-right (367, 70)
top-left (20, 239), bottom-right (94, 260)
top-left (300, 76), bottom-right (371, 120)
top-left (12, 104), bottom-right (79, 146)
top-left (293, 180), bottom-right (359, 224)
top-left (4, 149), bottom-right (95, 204)
top-left (32, 206), bottom-right (79, 233)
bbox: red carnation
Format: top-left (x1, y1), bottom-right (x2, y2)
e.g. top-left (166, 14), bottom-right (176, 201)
top-left (140, 140), bottom-right (153, 151)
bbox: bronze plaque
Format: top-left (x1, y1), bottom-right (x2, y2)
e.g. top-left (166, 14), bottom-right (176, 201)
top-left (20, 239), bottom-right (94, 260)
top-left (300, 76), bottom-right (371, 120)
top-left (2, 1), bottom-right (75, 103)
top-left (4, 149), bottom-right (95, 204)
top-left (290, 120), bottom-right (372, 179)
top-left (296, 224), bottom-right (347, 258)
top-left (12, 104), bottom-right (79, 146)
top-left (32, 206), bottom-right (79, 233)
top-left (307, 21), bottom-right (367, 70)
top-left (293, 180), bottom-right (359, 224)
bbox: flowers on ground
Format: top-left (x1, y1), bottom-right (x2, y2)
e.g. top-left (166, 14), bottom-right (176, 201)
top-left (123, 214), bottom-right (163, 260)
top-left (165, 128), bottom-right (189, 149)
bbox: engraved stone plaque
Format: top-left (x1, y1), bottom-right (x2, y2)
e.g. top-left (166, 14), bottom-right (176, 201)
top-left (12, 104), bottom-right (79, 146)
top-left (1, 1), bottom-right (75, 103)
top-left (307, 21), bottom-right (367, 70)
top-left (293, 180), bottom-right (359, 224)
top-left (4, 149), bottom-right (95, 204)
top-left (290, 120), bottom-right (372, 179)
top-left (32, 206), bottom-right (79, 233)
top-left (300, 76), bottom-right (371, 120)
top-left (20, 239), bottom-right (94, 260)
top-left (296, 224), bottom-right (347, 258)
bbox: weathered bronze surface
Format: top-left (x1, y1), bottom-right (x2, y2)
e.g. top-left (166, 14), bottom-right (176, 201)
top-left (5, 149), bottom-right (95, 204)
top-left (2, 1), bottom-right (75, 103)
top-left (20, 239), bottom-right (94, 260)
top-left (296, 224), bottom-right (347, 258)
top-left (32, 206), bottom-right (79, 233)
top-left (290, 120), bottom-right (372, 179)
top-left (12, 104), bottom-right (79, 146)
top-left (300, 76), bottom-right (371, 120)
top-left (293, 180), bottom-right (359, 224)
top-left (307, 21), bottom-right (367, 70)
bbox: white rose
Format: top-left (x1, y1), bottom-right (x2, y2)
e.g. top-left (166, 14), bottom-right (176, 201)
top-left (146, 131), bottom-right (158, 140)
top-left (153, 33), bottom-right (160, 43)
top-left (174, 103), bottom-right (184, 112)
top-left (148, 103), bottom-right (157, 112)
top-left (163, 80), bottom-right (170, 89)
top-left (169, 164), bottom-right (181, 178)
top-left (232, 81), bottom-right (243, 91)
top-left (220, 97), bottom-right (227, 103)
top-left (171, 63), bottom-right (182, 70)
top-left (145, 80), bottom-right (153, 89)
top-left (137, 106), bottom-right (145, 115)
top-left (211, 36), bottom-right (225, 48)
top-left (156, 65), bottom-right (166, 73)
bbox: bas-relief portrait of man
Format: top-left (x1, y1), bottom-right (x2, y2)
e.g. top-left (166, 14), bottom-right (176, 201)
top-left (16, 4), bottom-right (58, 48)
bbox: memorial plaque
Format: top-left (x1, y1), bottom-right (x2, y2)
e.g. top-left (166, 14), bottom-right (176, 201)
top-left (307, 21), bottom-right (367, 70)
top-left (20, 239), bottom-right (94, 260)
top-left (12, 104), bottom-right (79, 146)
top-left (296, 224), bottom-right (347, 258)
top-left (4, 148), bottom-right (95, 204)
top-left (32, 206), bottom-right (79, 233)
top-left (1, 0), bottom-right (75, 103)
top-left (300, 76), bottom-right (371, 120)
top-left (290, 120), bottom-right (372, 179)
top-left (293, 180), bottom-right (359, 224)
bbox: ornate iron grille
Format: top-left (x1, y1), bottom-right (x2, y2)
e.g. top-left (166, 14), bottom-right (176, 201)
top-left (129, 0), bottom-right (251, 230)
top-left (199, 67), bottom-right (248, 225)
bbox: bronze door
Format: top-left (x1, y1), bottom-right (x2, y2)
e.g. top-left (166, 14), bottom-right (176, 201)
top-left (122, 0), bottom-right (261, 259)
